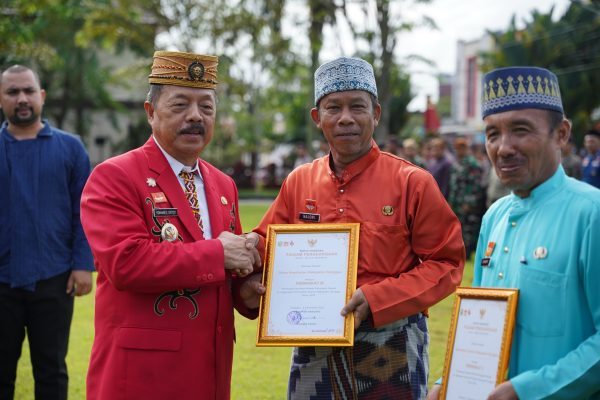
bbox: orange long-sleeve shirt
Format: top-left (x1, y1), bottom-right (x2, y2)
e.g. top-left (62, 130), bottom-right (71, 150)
top-left (253, 143), bottom-right (465, 327)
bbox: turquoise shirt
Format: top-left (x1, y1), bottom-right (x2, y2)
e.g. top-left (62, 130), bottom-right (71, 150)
top-left (474, 166), bottom-right (600, 399)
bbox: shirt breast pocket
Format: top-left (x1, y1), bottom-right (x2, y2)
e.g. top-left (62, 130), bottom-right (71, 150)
top-left (360, 222), bottom-right (410, 275)
top-left (517, 266), bottom-right (566, 337)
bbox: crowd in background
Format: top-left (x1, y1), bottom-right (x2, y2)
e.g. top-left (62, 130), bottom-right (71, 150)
top-left (392, 130), bottom-right (599, 258)
top-left (384, 135), bottom-right (498, 259)
top-left (240, 128), bottom-right (600, 260)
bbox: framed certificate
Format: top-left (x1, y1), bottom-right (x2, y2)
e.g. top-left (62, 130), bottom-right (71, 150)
top-left (440, 287), bottom-right (519, 400)
top-left (256, 223), bottom-right (360, 347)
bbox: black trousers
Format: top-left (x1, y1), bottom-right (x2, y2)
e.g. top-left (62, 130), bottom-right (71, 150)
top-left (0, 271), bottom-right (74, 400)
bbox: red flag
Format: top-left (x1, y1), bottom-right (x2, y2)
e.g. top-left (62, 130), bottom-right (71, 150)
top-left (424, 96), bottom-right (441, 134)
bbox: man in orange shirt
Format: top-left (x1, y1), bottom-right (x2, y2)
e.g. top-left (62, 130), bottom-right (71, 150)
top-left (248, 57), bottom-right (465, 399)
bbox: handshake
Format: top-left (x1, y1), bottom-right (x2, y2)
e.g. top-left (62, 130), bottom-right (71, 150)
top-left (217, 231), bottom-right (262, 277)
top-left (217, 231), bottom-right (265, 309)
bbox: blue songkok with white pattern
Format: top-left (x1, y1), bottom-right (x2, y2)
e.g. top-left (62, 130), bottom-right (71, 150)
top-left (481, 66), bottom-right (564, 118)
top-left (314, 57), bottom-right (378, 105)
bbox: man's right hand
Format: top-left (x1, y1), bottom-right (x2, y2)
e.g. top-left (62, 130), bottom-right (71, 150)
top-left (217, 231), bottom-right (261, 277)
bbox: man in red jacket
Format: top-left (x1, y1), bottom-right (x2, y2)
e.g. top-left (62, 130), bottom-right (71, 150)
top-left (80, 51), bottom-right (263, 400)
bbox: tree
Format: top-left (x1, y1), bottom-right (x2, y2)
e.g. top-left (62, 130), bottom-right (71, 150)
top-left (156, 0), bottom-right (309, 170)
top-left (1, 0), bottom-right (436, 173)
top-left (305, 0), bottom-right (338, 151)
top-left (482, 2), bottom-right (600, 143)
top-left (340, 0), bottom-right (435, 142)
top-left (0, 0), bottom-right (163, 138)
top-left (173, 0), bottom-right (427, 164)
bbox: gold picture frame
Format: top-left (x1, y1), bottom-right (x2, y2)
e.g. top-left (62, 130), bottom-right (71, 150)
top-left (440, 287), bottom-right (519, 399)
top-left (256, 223), bottom-right (360, 347)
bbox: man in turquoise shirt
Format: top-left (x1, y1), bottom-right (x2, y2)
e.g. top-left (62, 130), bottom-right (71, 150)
top-left (430, 66), bottom-right (600, 399)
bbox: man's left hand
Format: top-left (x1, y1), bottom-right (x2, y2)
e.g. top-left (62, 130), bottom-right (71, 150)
top-left (238, 272), bottom-right (266, 309)
top-left (340, 288), bottom-right (371, 329)
top-left (66, 270), bottom-right (93, 296)
top-left (487, 381), bottom-right (518, 400)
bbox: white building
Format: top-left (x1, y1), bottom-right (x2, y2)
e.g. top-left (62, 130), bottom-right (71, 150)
top-left (443, 34), bottom-right (494, 136)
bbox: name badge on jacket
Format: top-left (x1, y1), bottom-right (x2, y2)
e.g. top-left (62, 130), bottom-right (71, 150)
top-left (154, 208), bottom-right (178, 218)
top-left (299, 212), bottom-right (320, 222)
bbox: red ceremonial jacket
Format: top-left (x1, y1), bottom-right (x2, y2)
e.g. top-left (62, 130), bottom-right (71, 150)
top-left (81, 138), bottom-right (255, 400)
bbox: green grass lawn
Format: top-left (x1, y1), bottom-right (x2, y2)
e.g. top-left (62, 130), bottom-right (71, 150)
top-left (14, 202), bottom-right (473, 399)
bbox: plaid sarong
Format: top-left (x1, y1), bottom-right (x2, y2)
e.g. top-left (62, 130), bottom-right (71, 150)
top-left (288, 313), bottom-right (429, 400)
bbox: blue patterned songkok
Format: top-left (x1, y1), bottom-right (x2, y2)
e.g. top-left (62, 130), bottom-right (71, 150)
top-left (481, 66), bottom-right (564, 118)
top-left (314, 57), bottom-right (378, 105)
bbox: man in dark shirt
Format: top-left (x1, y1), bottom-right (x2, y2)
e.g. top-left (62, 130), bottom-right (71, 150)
top-left (582, 129), bottom-right (600, 188)
top-left (0, 65), bottom-right (94, 400)
top-left (426, 137), bottom-right (453, 198)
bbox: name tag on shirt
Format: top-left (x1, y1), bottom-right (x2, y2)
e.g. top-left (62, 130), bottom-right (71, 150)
top-left (481, 257), bottom-right (491, 267)
top-left (154, 208), bottom-right (178, 218)
top-left (299, 212), bottom-right (320, 222)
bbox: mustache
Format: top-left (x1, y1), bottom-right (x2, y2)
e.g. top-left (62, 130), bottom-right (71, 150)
top-left (497, 156), bottom-right (525, 167)
top-left (497, 155), bottom-right (522, 162)
top-left (179, 123), bottom-right (205, 135)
